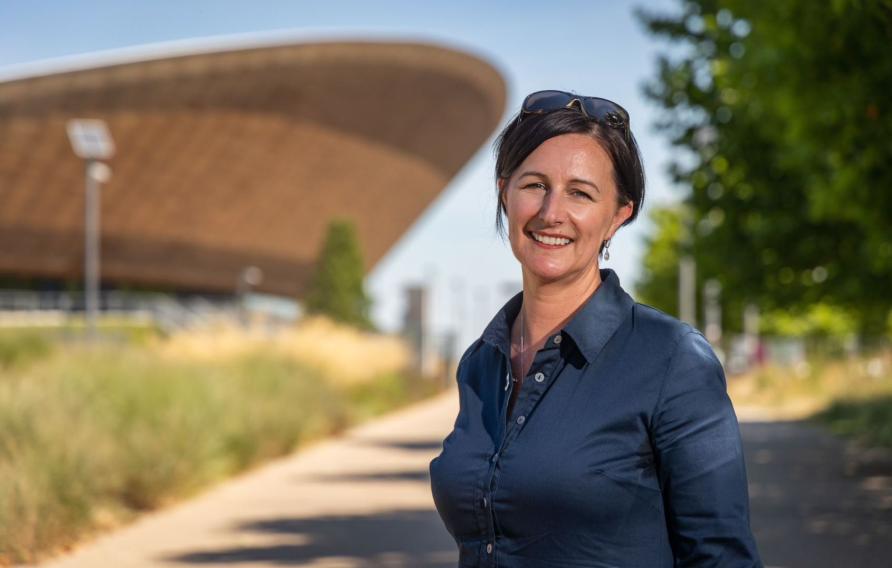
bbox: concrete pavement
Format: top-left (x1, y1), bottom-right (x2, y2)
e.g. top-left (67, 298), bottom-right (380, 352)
top-left (742, 419), bottom-right (892, 568)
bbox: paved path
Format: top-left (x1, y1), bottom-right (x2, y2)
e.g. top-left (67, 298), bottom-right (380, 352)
top-left (35, 392), bottom-right (892, 568)
top-left (741, 418), bottom-right (892, 568)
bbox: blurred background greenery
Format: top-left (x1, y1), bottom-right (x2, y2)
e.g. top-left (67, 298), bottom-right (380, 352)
top-left (635, 0), bottom-right (892, 340)
top-left (633, 0), bottom-right (892, 454)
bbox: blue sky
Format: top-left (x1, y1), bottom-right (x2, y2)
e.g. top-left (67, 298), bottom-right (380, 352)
top-left (1, 0), bottom-right (684, 347)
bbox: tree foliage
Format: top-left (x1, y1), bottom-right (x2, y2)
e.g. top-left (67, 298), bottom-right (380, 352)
top-left (636, 0), bottom-right (892, 336)
top-left (636, 205), bottom-right (689, 316)
top-left (304, 219), bottom-right (373, 330)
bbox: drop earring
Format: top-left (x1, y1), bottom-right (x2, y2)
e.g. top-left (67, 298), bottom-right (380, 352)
top-left (603, 239), bottom-right (611, 261)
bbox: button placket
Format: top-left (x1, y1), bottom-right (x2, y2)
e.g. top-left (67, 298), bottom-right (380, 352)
top-left (475, 332), bottom-right (571, 564)
top-left (506, 347), bottom-right (562, 441)
top-left (482, 432), bottom-right (501, 558)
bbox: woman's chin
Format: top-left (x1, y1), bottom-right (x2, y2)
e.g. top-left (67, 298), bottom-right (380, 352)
top-left (524, 263), bottom-right (576, 285)
top-left (521, 256), bottom-right (603, 286)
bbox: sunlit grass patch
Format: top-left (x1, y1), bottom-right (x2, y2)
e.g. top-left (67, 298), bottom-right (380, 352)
top-left (0, 329), bottom-right (53, 369)
top-left (0, 318), bottom-right (439, 564)
top-left (728, 350), bottom-right (892, 447)
top-left (155, 316), bottom-right (411, 385)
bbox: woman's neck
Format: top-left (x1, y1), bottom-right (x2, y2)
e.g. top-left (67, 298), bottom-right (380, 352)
top-left (519, 264), bottom-right (603, 346)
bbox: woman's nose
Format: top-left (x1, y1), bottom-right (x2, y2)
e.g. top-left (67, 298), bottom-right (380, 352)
top-left (537, 190), bottom-right (567, 225)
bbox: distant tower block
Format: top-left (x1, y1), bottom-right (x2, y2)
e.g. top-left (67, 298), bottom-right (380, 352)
top-left (402, 285), bottom-right (428, 375)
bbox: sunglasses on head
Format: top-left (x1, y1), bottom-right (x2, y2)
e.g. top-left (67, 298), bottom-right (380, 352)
top-left (518, 90), bottom-right (631, 132)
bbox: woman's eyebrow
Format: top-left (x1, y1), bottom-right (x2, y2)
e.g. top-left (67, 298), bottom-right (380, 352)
top-left (517, 170), bottom-right (548, 180)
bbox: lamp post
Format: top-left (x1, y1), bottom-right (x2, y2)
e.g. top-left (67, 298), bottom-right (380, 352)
top-left (237, 265), bottom-right (264, 327)
top-left (67, 119), bottom-right (115, 340)
top-left (679, 255), bottom-right (697, 326)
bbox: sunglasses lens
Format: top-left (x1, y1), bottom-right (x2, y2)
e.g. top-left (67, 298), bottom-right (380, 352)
top-left (523, 90), bottom-right (573, 113)
top-left (582, 98), bottom-right (629, 129)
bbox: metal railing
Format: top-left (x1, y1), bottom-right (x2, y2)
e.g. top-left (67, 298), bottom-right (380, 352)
top-left (0, 289), bottom-right (246, 332)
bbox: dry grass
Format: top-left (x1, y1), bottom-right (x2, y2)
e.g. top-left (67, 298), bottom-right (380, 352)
top-left (155, 316), bottom-right (411, 385)
top-left (728, 350), bottom-right (892, 448)
top-left (0, 318), bottom-right (438, 565)
top-left (729, 351), bottom-right (892, 417)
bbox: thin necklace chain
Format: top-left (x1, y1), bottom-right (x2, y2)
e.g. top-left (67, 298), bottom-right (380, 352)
top-left (518, 306), bottom-right (524, 384)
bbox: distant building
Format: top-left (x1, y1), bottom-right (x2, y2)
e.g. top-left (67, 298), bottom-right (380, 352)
top-left (0, 39), bottom-right (506, 301)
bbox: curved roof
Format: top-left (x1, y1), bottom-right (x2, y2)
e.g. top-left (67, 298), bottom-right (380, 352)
top-left (0, 39), bottom-right (506, 296)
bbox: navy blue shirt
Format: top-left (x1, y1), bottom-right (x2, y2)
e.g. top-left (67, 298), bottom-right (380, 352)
top-left (429, 269), bottom-right (762, 567)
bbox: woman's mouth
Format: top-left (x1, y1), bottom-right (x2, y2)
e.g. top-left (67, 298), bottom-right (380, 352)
top-left (528, 230), bottom-right (574, 248)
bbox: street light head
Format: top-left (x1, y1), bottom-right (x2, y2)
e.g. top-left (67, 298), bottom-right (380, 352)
top-left (67, 119), bottom-right (116, 160)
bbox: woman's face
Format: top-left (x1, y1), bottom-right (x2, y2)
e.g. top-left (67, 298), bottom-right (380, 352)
top-left (500, 133), bottom-right (633, 286)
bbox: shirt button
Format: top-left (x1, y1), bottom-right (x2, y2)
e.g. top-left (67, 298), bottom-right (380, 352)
top-left (486, 543), bottom-right (493, 554)
top-left (553, 335), bottom-right (562, 345)
top-left (534, 372), bottom-right (545, 383)
top-left (516, 415), bottom-right (525, 425)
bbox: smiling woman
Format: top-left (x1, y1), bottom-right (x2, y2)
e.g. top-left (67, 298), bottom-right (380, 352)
top-left (429, 90), bottom-right (763, 567)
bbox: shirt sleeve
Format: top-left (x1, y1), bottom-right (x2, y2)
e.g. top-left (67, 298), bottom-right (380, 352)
top-left (651, 330), bottom-right (763, 567)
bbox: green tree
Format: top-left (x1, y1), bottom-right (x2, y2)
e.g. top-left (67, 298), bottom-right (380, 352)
top-left (304, 219), bottom-right (373, 330)
top-left (637, 0), bottom-right (892, 337)
top-left (635, 205), bottom-right (689, 316)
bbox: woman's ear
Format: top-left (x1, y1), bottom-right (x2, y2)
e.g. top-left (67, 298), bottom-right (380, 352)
top-left (498, 177), bottom-right (508, 209)
top-left (609, 201), bottom-right (634, 237)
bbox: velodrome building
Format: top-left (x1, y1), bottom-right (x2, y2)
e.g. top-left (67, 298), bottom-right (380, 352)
top-left (0, 37), bottom-right (506, 309)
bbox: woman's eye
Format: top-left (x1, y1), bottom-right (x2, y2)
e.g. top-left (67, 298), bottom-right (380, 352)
top-left (523, 182), bottom-right (546, 190)
top-left (571, 190), bottom-right (592, 200)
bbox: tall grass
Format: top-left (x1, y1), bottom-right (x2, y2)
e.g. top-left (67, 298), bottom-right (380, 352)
top-left (0, 320), bottom-right (439, 565)
top-left (156, 315), bottom-right (411, 385)
top-left (729, 352), bottom-right (892, 414)
top-left (728, 350), bottom-right (892, 448)
top-left (0, 330), bottom-right (52, 369)
top-left (817, 395), bottom-right (892, 449)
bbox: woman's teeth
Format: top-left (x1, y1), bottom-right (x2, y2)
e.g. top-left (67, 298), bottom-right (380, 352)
top-left (532, 232), bottom-right (572, 246)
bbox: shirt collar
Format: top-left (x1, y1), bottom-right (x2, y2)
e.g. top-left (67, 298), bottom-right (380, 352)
top-left (480, 268), bottom-right (634, 364)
